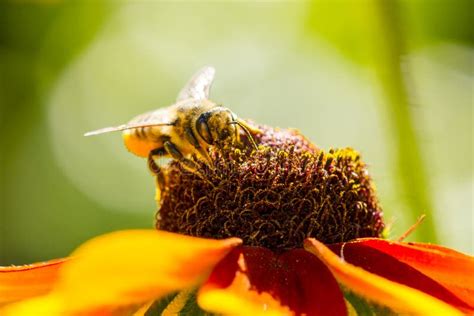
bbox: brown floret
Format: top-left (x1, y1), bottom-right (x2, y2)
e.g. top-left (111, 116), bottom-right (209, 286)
top-left (157, 124), bottom-right (384, 252)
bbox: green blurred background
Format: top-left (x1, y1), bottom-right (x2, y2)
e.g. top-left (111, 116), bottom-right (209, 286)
top-left (0, 0), bottom-right (472, 265)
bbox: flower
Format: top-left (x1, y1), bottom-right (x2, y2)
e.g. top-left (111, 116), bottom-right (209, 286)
top-left (1, 126), bottom-right (473, 316)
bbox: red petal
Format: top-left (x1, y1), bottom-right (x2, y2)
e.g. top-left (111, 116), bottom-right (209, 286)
top-left (305, 238), bottom-right (462, 315)
top-left (346, 239), bottom-right (474, 307)
top-left (329, 239), bottom-right (474, 313)
top-left (198, 246), bottom-right (346, 316)
top-left (0, 259), bottom-right (68, 305)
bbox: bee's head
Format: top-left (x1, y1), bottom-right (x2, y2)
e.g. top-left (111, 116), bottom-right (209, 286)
top-left (195, 107), bottom-right (237, 145)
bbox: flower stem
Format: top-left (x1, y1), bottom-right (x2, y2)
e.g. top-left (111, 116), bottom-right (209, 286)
top-left (373, 0), bottom-right (437, 242)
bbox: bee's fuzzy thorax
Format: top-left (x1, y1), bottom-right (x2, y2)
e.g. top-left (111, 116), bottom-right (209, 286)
top-left (157, 124), bottom-right (384, 251)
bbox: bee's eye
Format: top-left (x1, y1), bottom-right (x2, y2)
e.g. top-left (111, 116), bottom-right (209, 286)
top-left (196, 113), bottom-right (213, 144)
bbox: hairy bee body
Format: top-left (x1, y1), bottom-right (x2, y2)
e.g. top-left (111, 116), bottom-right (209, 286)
top-left (85, 67), bottom-right (259, 188)
top-left (122, 98), bottom-right (222, 160)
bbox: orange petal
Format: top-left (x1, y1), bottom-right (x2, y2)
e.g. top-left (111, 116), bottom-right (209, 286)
top-left (1, 230), bottom-right (241, 315)
top-left (304, 238), bottom-right (463, 316)
top-left (405, 241), bottom-right (471, 257)
top-left (331, 238), bottom-right (474, 310)
top-left (0, 259), bottom-right (68, 305)
top-left (198, 246), bottom-right (346, 316)
top-left (328, 239), bottom-right (473, 313)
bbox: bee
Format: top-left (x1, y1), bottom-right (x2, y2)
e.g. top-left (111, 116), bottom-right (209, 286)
top-left (85, 66), bottom-right (260, 190)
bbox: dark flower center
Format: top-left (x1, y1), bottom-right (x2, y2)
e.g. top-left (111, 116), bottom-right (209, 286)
top-left (157, 124), bottom-right (384, 252)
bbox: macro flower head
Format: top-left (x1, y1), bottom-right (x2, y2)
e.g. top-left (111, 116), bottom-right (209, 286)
top-left (1, 124), bottom-right (473, 316)
top-left (158, 123), bottom-right (384, 249)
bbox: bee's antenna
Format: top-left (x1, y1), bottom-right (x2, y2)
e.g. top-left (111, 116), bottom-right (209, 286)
top-left (229, 121), bottom-right (258, 150)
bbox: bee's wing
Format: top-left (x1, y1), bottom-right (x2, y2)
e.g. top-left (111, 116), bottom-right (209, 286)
top-left (84, 122), bottom-right (173, 136)
top-left (176, 66), bottom-right (216, 102)
top-left (85, 106), bottom-right (176, 136)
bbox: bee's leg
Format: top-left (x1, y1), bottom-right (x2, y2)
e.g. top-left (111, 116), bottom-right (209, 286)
top-left (184, 127), bottom-right (212, 165)
top-left (148, 148), bottom-right (167, 190)
top-left (163, 141), bottom-right (204, 178)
